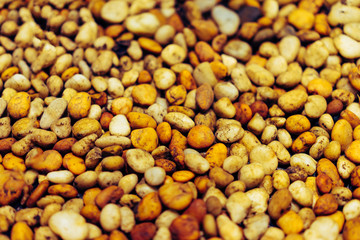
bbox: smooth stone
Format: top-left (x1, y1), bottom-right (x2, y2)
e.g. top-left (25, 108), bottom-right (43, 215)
top-left (211, 5), bottom-right (240, 36)
top-left (49, 211), bottom-right (88, 240)
top-left (101, 0), bottom-right (128, 23)
top-left (334, 34), bottom-right (360, 59)
top-left (125, 13), bottom-right (160, 36)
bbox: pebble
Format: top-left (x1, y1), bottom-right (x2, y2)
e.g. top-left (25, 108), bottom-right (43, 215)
top-left (196, 83), bottom-right (214, 111)
top-left (344, 23), bottom-right (360, 41)
top-left (155, 25), bottom-right (176, 45)
top-left (216, 123), bottom-right (244, 143)
top-left (153, 68), bottom-right (176, 90)
top-left (265, 55), bottom-right (288, 77)
top-left (46, 170), bottom-right (74, 184)
top-left (161, 44), bottom-right (186, 66)
top-left (4, 74), bottom-right (31, 91)
top-left (125, 13), bottom-right (160, 36)
top-left (100, 203), bottom-right (121, 232)
top-left (163, 112), bottom-right (195, 133)
top-left (303, 217), bottom-right (339, 240)
top-left (64, 74), bottom-right (91, 91)
top-left (334, 34), bottom-right (360, 59)
top-left (288, 9), bottom-right (315, 30)
top-left (217, 214), bottom-right (243, 240)
top-left (278, 89), bottom-right (308, 113)
top-left (109, 114), bottom-right (131, 136)
top-left (49, 211), bottom-right (88, 240)
top-left (211, 5), bottom-right (240, 36)
top-left (184, 153), bottom-right (210, 174)
top-left (126, 149), bottom-right (155, 173)
top-left (144, 167), bottom-right (166, 186)
top-left (75, 21), bottom-right (97, 48)
top-left (187, 125), bottom-right (215, 149)
top-left (194, 0), bottom-right (216, 12)
top-left (131, 84), bottom-right (157, 106)
top-left (193, 62), bottom-right (218, 87)
top-left (246, 64), bottom-right (275, 87)
top-left (328, 2), bottom-right (360, 26)
top-left (131, 127), bottom-right (158, 152)
top-left (304, 40), bottom-right (329, 68)
top-left (250, 145), bottom-right (278, 175)
top-left (191, 19), bottom-right (219, 42)
top-left (223, 40), bottom-right (252, 62)
top-left (101, 0), bottom-right (128, 23)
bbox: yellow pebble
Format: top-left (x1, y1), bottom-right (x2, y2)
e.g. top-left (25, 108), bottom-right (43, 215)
top-left (2, 153), bottom-right (26, 172)
top-left (130, 127), bottom-right (159, 152)
top-left (68, 92), bottom-right (91, 119)
top-left (277, 210), bottom-right (304, 234)
top-left (127, 112), bottom-right (157, 129)
top-left (286, 115), bottom-right (311, 135)
top-left (1, 66), bottom-right (19, 81)
top-left (172, 170), bottom-right (195, 182)
top-left (138, 37), bottom-right (163, 54)
top-left (165, 85), bottom-right (187, 105)
top-left (61, 67), bottom-right (80, 81)
top-left (205, 143), bottom-right (228, 168)
top-left (288, 8), bottom-right (315, 30)
top-left (7, 92), bottom-right (31, 119)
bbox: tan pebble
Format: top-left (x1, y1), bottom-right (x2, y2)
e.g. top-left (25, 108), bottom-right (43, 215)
top-left (196, 83), bottom-right (214, 111)
top-left (161, 44), bottom-right (186, 66)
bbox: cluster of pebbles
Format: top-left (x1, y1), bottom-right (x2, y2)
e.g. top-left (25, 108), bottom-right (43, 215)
top-left (1, 0), bottom-right (360, 239)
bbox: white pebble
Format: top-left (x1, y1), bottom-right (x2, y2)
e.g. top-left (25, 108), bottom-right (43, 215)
top-left (49, 211), bottom-right (88, 240)
top-left (144, 167), bottom-right (166, 186)
top-left (109, 114), bottom-right (131, 136)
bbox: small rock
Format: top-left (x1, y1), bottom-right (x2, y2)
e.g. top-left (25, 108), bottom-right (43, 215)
top-left (191, 19), bottom-right (219, 42)
top-left (75, 21), bottom-right (98, 48)
top-left (246, 64), bottom-right (275, 87)
top-left (109, 114), bottom-right (131, 136)
top-left (211, 5), bottom-right (240, 36)
top-left (126, 149), bottom-right (155, 173)
top-left (0, 54), bottom-right (12, 74)
top-left (304, 40), bottom-right (329, 68)
top-left (334, 34), bottom-right (360, 59)
top-left (91, 50), bottom-right (113, 75)
top-left (132, 84), bottom-right (157, 106)
top-left (193, 62), bottom-right (218, 87)
top-left (344, 23), bottom-right (360, 41)
top-left (101, 0), bottom-right (128, 23)
top-left (153, 68), bottom-right (176, 90)
top-left (125, 13), bottom-right (160, 36)
top-left (217, 214), bottom-right (244, 240)
top-left (194, 0), bottom-right (216, 12)
top-left (303, 217), bottom-right (339, 240)
top-left (49, 211), bottom-right (89, 240)
top-left (288, 8), bottom-right (315, 30)
top-left (64, 74), bottom-right (91, 91)
top-left (161, 44), bottom-right (186, 66)
top-left (223, 40), bottom-right (252, 62)
top-left (279, 35), bottom-right (301, 63)
top-left (4, 74), bottom-right (31, 91)
top-left (163, 112), bottom-right (195, 133)
top-left (196, 83), bottom-right (214, 111)
top-left (328, 2), bottom-right (360, 26)
top-left (40, 98), bottom-right (67, 129)
top-left (238, 6), bottom-right (262, 22)
top-left (278, 89), bottom-right (308, 113)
